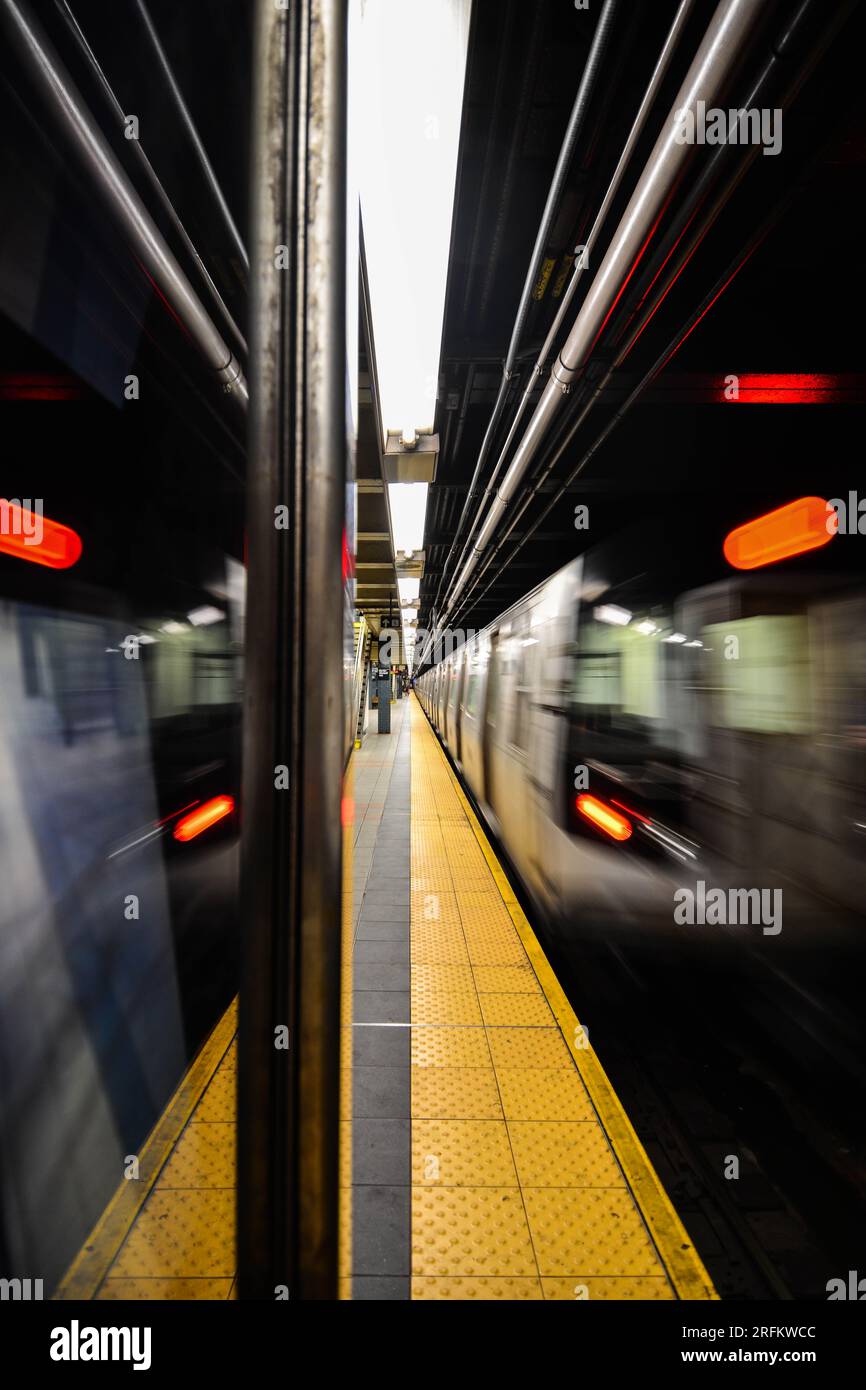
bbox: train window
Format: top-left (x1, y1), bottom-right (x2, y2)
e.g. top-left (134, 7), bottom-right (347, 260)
top-left (571, 605), bottom-right (668, 736)
top-left (465, 648), bottom-right (480, 717)
top-left (485, 634), bottom-right (501, 726)
top-left (512, 617), bottom-right (533, 750)
top-left (702, 615), bottom-right (813, 733)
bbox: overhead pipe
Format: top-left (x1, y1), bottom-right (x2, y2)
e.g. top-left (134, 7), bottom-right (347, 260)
top-left (453, 178), bottom-right (802, 628)
top-left (444, 0), bottom-right (766, 617)
top-left (430, 0), bottom-right (621, 620)
top-left (0, 0), bottom-right (248, 411)
top-left (132, 0), bottom-right (250, 276)
top-left (449, 0), bottom-right (850, 626)
top-left (54, 0), bottom-right (247, 358)
top-left (601, 0), bottom-right (817, 356)
top-left (446, 0), bottom-right (698, 611)
top-left (421, 0), bottom-right (620, 666)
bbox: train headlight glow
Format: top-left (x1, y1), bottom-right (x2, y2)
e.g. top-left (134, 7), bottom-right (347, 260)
top-left (173, 796), bottom-right (235, 842)
top-left (576, 794), bottom-right (633, 843)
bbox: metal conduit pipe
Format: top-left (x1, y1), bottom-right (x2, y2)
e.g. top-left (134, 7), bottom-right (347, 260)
top-left (453, 29), bottom-right (857, 639)
top-left (451, 184), bottom-right (799, 630)
top-left (133, 0), bottom-right (250, 276)
top-left (602, 0), bottom-right (817, 355)
top-left (54, 0), bottom-right (248, 359)
top-left (445, 0), bottom-right (766, 617)
top-left (450, 0), bottom-right (848, 624)
top-left (0, 0), bottom-right (248, 412)
top-left (430, 0), bottom-right (621, 620)
top-left (446, 0), bottom-right (698, 604)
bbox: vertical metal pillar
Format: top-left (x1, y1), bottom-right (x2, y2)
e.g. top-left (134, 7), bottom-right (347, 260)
top-left (377, 674), bottom-right (391, 733)
top-left (239, 0), bottom-right (348, 1299)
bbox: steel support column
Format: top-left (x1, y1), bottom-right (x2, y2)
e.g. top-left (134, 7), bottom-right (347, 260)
top-left (239, 0), bottom-right (348, 1300)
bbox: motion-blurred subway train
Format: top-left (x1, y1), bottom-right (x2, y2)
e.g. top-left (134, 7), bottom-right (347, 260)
top-left (0, 0), bottom-right (251, 1290)
top-left (417, 501), bottom-right (866, 949)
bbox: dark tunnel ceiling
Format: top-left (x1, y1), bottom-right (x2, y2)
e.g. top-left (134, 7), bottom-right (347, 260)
top-left (418, 0), bottom-right (866, 648)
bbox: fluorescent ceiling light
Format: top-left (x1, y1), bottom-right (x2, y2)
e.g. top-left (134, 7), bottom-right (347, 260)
top-left (188, 605), bottom-right (225, 627)
top-left (160, 620), bottom-right (188, 635)
top-left (355, 0), bottom-right (470, 438)
top-left (389, 483), bottom-right (428, 554)
top-left (684, 639), bottom-right (703, 648)
top-left (633, 619), bottom-right (659, 635)
top-left (398, 577), bottom-right (420, 608)
top-left (594, 604), bottom-right (632, 626)
top-left (137, 634), bottom-right (158, 645)
top-left (662, 632), bottom-right (687, 644)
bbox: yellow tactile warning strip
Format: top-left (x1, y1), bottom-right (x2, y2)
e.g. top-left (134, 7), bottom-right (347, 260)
top-left (409, 697), bottom-right (717, 1301)
top-left (339, 747), bottom-right (354, 1300)
top-left (55, 999), bottom-right (238, 1300)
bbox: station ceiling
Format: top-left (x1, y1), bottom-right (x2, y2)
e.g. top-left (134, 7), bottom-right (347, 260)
top-left (418, 0), bottom-right (866, 648)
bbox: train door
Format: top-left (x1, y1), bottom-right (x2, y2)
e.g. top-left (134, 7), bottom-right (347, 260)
top-left (481, 628), bottom-right (500, 808)
top-left (452, 647), bottom-right (466, 765)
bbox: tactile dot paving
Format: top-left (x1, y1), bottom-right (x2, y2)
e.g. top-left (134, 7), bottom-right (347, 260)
top-left (479, 993), bottom-right (555, 1028)
top-left (157, 1121), bottom-right (235, 1189)
top-left (407, 703), bottom-right (688, 1300)
top-left (97, 1278), bottom-right (233, 1300)
top-left (412, 964), bottom-right (477, 992)
top-left (411, 1027), bottom-right (492, 1068)
top-left (412, 1066), bottom-right (503, 1120)
top-left (458, 897), bottom-right (516, 933)
top-left (465, 937), bottom-right (529, 968)
top-left (495, 1067), bottom-right (595, 1121)
top-left (411, 894), bottom-right (463, 929)
top-left (192, 1065), bottom-right (237, 1124)
top-left (339, 1121), bottom-right (352, 1187)
top-left (460, 921), bottom-right (522, 951)
top-left (110, 1189), bottom-right (235, 1278)
top-left (412, 1276), bottom-right (542, 1300)
top-left (507, 1122), bottom-right (625, 1188)
top-left (412, 1188), bottom-right (537, 1277)
top-left (412, 1120), bottom-right (518, 1186)
top-left (486, 1028), bottom-right (574, 1070)
top-left (412, 993), bottom-right (483, 1026)
top-left (473, 964), bottom-right (542, 994)
top-left (541, 1276), bottom-right (675, 1300)
top-left (411, 940), bottom-right (472, 967)
top-left (522, 1188), bottom-right (665, 1277)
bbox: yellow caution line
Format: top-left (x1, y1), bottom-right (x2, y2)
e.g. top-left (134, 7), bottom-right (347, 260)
top-left (416, 698), bottom-right (717, 1301)
top-left (54, 997), bottom-right (238, 1300)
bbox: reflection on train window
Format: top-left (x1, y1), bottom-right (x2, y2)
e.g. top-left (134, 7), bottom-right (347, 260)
top-left (571, 609), bottom-right (666, 737)
top-left (703, 615), bottom-right (813, 733)
top-left (511, 613), bottom-right (535, 751)
top-left (486, 637), bottom-right (501, 726)
top-left (465, 654), bottom-right (480, 717)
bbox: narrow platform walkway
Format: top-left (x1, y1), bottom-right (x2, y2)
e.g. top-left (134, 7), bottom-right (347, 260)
top-left (58, 690), bottom-right (714, 1302)
top-left (359, 695), bottom-right (715, 1301)
top-left (56, 1003), bottom-right (238, 1300)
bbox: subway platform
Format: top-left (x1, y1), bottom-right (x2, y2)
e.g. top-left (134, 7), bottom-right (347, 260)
top-left (53, 692), bottom-right (715, 1302)
top-left (347, 693), bottom-right (716, 1300)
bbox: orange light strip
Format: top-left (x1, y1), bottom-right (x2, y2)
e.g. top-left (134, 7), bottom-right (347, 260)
top-left (576, 794), bottom-right (632, 842)
top-left (172, 795), bottom-right (235, 842)
top-left (723, 496), bottom-right (834, 571)
top-left (0, 501), bottom-right (82, 569)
